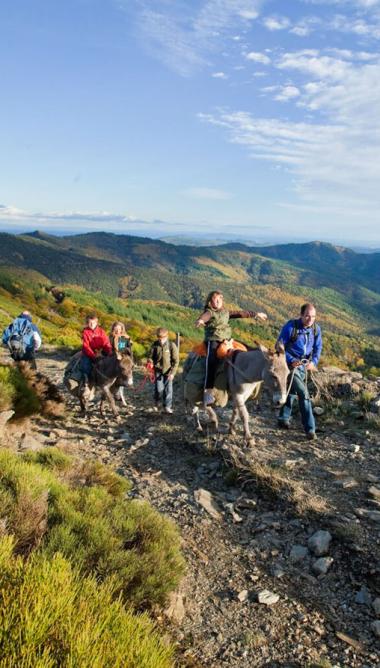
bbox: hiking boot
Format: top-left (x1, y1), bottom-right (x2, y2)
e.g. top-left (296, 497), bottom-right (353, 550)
top-left (204, 391), bottom-right (215, 406)
top-left (306, 431), bottom-right (317, 441)
top-left (164, 407), bottom-right (173, 414)
top-left (277, 420), bottom-right (290, 430)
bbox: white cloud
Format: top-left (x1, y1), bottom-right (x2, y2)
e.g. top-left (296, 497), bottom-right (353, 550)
top-left (212, 71), bottom-right (228, 78)
top-left (275, 85), bottom-right (301, 101)
top-left (199, 57), bottom-right (380, 218)
top-left (132, 0), bottom-right (264, 76)
top-left (245, 50), bottom-right (271, 64)
top-left (277, 50), bottom-right (351, 80)
top-left (262, 15), bottom-right (291, 30)
top-left (181, 187), bottom-right (232, 200)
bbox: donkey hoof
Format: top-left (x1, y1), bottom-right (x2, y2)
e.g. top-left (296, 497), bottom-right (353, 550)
top-left (246, 437), bottom-right (256, 447)
top-left (196, 425), bottom-right (203, 433)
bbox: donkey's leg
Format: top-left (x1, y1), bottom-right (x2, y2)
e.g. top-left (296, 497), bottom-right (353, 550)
top-left (103, 384), bottom-right (119, 418)
top-left (237, 401), bottom-right (255, 446)
top-left (118, 386), bottom-right (127, 406)
top-left (229, 404), bottom-right (240, 436)
top-left (192, 406), bottom-right (203, 432)
top-left (206, 406), bottom-right (219, 431)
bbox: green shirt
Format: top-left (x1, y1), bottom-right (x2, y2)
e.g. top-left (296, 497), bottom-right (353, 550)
top-left (204, 308), bottom-right (231, 341)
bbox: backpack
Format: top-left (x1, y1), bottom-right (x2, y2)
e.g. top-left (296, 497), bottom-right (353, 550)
top-left (7, 318), bottom-right (34, 361)
top-left (289, 319), bottom-right (319, 343)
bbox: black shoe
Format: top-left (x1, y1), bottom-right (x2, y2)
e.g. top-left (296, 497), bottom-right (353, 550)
top-left (306, 431), bottom-right (317, 441)
top-left (277, 420), bottom-right (290, 430)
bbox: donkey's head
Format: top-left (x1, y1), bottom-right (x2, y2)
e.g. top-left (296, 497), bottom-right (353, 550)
top-left (116, 352), bottom-right (134, 387)
top-left (262, 341), bottom-right (289, 406)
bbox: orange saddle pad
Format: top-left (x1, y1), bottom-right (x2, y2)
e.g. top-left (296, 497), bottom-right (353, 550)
top-left (192, 340), bottom-right (247, 358)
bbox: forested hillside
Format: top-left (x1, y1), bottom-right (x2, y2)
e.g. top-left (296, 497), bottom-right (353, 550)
top-left (0, 231), bottom-right (379, 373)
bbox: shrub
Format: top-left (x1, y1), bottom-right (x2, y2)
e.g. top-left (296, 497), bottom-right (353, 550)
top-left (0, 536), bottom-right (174, 668)
top-left (0, 449), bottom-right (185, 608)
top-left (0, 364), bottom-right (40, 416)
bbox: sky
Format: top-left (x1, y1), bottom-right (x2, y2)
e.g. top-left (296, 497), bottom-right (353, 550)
top-left (1, 0), bottom-right (380, 246)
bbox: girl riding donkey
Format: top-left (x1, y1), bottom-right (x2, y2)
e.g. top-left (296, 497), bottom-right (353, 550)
top-left (195, 291), bottom-right (268, 406)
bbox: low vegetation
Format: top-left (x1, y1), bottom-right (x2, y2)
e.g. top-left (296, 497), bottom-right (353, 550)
top-left (0, 448), bottom-right (185, 667)
top-left (0, 536), bottom-right (173, 668)
top-left (228, 450), bottom-right (328, 516)
top-left (0, 363), bottom-right (64, 419)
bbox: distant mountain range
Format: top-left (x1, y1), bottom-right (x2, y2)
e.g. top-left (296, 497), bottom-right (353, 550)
top-left (0, 229), bottom-right (378, 306)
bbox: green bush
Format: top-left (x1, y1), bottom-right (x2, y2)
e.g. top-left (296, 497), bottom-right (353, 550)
top-left (0, 536), bottom-right (174, 668)
top-left (0, 449), bottom-right (185, 608)
top-left (0, 365), bottom-right (40, 416)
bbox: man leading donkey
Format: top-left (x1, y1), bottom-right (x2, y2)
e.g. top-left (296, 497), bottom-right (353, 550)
top-left (277, 303), bottom-right (322, 440)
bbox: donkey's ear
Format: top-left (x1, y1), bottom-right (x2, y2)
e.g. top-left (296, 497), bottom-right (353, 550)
top-left (275, 340), bottom-right (285, 355)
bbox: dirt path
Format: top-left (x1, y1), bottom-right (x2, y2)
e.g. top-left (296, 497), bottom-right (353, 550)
top-left (4, 348), bottom-right (380, 667)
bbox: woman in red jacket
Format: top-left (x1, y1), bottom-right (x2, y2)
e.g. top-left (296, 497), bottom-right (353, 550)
top-left (81, 313), bottom-right (112, 386)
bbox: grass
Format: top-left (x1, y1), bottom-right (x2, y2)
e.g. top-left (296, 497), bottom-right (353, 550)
top-left (0, 364), bottom-right (41, 416)
top-left (0, 363), bottom-right (65, 419)
top-left (228, 450), bottom-right (328, 516)
top-left (0, 536), bottom-right (174, 668)
top-left (0, 447), bottom-right (185, 666)
top-left (0, 448), bottom-right (185, 608)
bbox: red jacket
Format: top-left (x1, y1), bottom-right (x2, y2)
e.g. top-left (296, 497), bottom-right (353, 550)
top-left (82, 326), bottom-right (112, 360)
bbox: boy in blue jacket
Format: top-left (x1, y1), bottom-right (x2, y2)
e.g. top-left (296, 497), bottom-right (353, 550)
top-left (277, 303), bottom-right (322, 440)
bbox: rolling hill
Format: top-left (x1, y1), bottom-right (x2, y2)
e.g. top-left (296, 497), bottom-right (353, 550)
top-left (0, 230), bottom-right (379, 372)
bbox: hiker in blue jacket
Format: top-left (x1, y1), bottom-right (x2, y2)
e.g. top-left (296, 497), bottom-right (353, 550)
top-left (277, 303), bottom-right (322, 440)
top-left (2, 311), bottom-right (42, 369)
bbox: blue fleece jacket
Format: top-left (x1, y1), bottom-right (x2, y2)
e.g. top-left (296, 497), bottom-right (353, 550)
top-left (2, 314), bottom-right (41, 354)
top-left (278, 318), bottom-right (322, 368)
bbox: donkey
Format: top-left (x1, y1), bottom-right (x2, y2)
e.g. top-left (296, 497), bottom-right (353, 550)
top-left (183, 343), bottom-right (289, 446)
top-left (65, 352), bottom-right (133, 417)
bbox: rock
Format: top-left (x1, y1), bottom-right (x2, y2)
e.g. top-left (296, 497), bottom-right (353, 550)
top-left (313, 406), bottom-right (324, 415)
top-left (371, 620), bottom-right (380, 638)
top-left (0, 410), bottom-right (14, 430)
top-left (312, 557), bottom-right (333, 575)
top-left (237, 589), bottom-right (249, 602)
top-left (224, 503), bottom-right (243, 523)
top-left (373, 598), bottom-right (380, 616)
top-left (272, 564), bottom-right (285, 578)
top-left (164, 591), bottom-right (185, 623)
top-left (308, 530), bottom-right (332, 556)
top-left (335, 477), bottom-right (358, 489)
top-left (355, 508), bottom-right (380, 523)
top-left (355, 586), bottom-right (372, 606)
top-left (349, 444), bottom-right (361, 453)
top-left (235, 497), bottom-right (257, 510)
top-left (370, 396), bottom-right (380, 414)
top-left (257, 590), bottom-right (280, 606)
top-left (368, 486), bottom-right (380, 500)
top-left (289, 545), bottom-right (309, 564)
top-left (194, 488), bottom-right (222, 520)
top-left (19, 433), bottom-right (44, 452)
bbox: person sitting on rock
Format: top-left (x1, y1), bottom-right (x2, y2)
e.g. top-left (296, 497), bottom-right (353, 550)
top-left (109, 321), bottom-right (133, 360)
top-left (195, 291), bottom-right (267, 406)
top-left (2, 310), bottom-right (42, 370)
top-left (276, 302), bottom-right (322, 440)
top-left (81, 313), bottom-right (112, 388)
top-left (148, 328), bottom-right (179, 414)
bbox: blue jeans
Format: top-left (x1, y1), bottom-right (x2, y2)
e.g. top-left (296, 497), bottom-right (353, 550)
top-left (80, 354), bottom-right (93, 381)
top-left (154, 373), bottom-right (173, 409)
top-left (278, 367), bottom-right (315, 434)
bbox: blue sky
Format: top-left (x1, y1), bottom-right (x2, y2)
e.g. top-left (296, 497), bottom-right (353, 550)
top-left (1, 0), bottom-right (380, 245)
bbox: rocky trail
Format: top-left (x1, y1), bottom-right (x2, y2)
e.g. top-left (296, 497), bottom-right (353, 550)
top-left (2, 347), bottom-right (380, 668)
